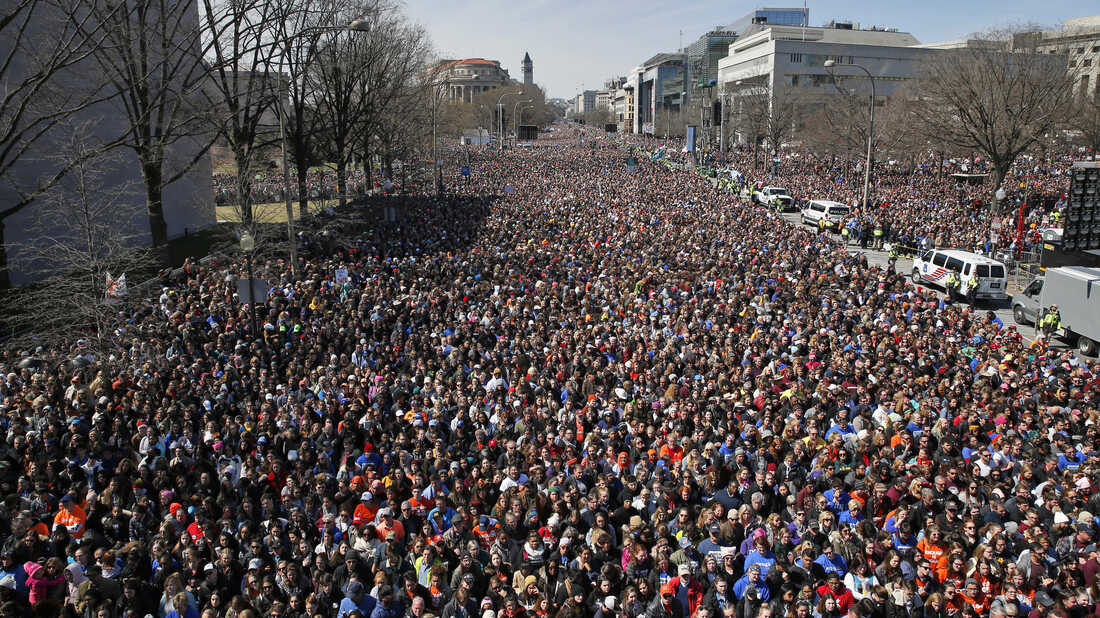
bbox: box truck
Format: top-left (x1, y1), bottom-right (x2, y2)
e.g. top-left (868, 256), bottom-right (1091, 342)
top-left (1011, 266), bottom-right (1100, 355)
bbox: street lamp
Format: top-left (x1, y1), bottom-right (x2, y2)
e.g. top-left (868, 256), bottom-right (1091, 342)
top-left (239, 230), bottom-right (259, 340)
top-left (428, 76), bottom-right (457, 197)
top-left (717, 90), bottom-right (732, 164)
top-left (824, 59), bottom-right (876, 211)
top-left (497, 90), bottom-right (524, 151)
top-left (512, 99), bottom-right (532, 146)
top-left (273, 19), bottom-right (371, 278)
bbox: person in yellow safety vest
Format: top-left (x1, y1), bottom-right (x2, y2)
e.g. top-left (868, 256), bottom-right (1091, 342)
top-left (945, 271), bottom-right (961, 302)
top-left (840, 225), bottom-right (850, 245)
top-left (966, 273), bottom-right (980, 304)
top-left (1040, 305), bottom-right (1061, 338)
top-left (873, 224), bottom-right (884, 249)
top-left (1051, 210), bottom-right (1063, 224)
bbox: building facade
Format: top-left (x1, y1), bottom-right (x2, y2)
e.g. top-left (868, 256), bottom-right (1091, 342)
top-left (717, 23), bottom-right (924, 98)
top-left (633, 53), bottom-right (685, 135)
top-left (595, 90), bottom-right (611, 111)
top-left (685, 28), bottom-right (739, 98)
top-left (613, 87), bottom-right (634, 131)
top-left (575, 90), bottom-right (598, 114)
top-left (438, 58), bottom-right (512, 103)
top-left (1013, 16), bottom-right (1100, 98)
top-left (726, 7), bottom-right (809, 36)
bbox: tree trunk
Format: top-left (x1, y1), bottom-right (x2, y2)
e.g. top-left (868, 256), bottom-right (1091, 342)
top-left (992, 161), bottom-right (1010, 215)
top-left (383, 141), bottom-right (393, 179)
top-left (236, 153), bottom-right (253, 223)
top-left (142, 163), bottom-right (169, 246)
top-left (363, 134), bottom-right (372, 193)
top-left (0, 220), bottom-right (9, 289)
top-left (336, 159), bottom-right (348, 208)
top-left (296, 165), bottom-right (309, 219)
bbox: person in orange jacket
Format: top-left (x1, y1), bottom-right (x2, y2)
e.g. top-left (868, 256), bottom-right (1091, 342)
top-left (53, 493), bottom-right (87, 541)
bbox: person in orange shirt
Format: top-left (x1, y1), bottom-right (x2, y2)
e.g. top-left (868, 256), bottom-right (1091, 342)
top-left (472, 515), bottom-right (502, 551)
top-left (917, 527), bottom-right (946, 564)
top-left (936, 553), bottom-right (967, 590)
top-left (352, 491), bottom-right (378, 526)
top-left (375, 508), bottom-right (405, 543)
top-left (958, 578), bottom-right (990, 615)
top-left (658, 440), bottom-right (685, 464)
top-left (53, 494), bottom-right (87, 541)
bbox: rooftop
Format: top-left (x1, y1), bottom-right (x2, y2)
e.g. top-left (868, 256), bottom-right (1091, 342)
top-left (444, 58), bottom-right (501, 67)
top-left (728, 23), bottom-right (920, 54)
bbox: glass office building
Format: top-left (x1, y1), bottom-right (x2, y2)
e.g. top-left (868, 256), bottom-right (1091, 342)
top-left (727, 7), bottom-right (808, 36)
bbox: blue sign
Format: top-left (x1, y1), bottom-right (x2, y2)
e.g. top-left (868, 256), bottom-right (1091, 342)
top-left (460, 166), bottom-right (470, 177)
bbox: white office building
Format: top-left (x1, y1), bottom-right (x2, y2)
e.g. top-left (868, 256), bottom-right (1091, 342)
top-left (717, 22), bottom-right (926, 97)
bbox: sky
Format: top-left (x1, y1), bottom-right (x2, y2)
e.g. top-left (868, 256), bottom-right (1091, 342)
top-left (401, 0), bottom-right (1088, 99)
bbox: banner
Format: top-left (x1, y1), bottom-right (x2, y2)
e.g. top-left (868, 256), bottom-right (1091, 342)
top-left (686, 126), bottom-right (696, 152)
top-left (335, 268), bottom-right (349, 285)
top-left (105, 272), bottom-right (127, 304)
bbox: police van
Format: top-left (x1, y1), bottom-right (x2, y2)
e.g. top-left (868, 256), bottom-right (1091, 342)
top-left (800, 200), bottom-right (850, 229)
top-left (910, 249), bottom-right (1008, 300)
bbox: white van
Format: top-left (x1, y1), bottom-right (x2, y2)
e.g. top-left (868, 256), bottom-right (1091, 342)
top-left (911, 249), bottom-right (1008, 300)
top-left (801, 200), bottom-right (850, 229)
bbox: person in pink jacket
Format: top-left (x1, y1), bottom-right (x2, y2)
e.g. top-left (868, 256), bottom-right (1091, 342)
top-left (23, 557), bottom-right (66, 608)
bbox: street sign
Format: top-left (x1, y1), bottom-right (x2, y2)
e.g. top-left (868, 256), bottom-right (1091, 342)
top-left (235, 279), bottom-right (269, 305)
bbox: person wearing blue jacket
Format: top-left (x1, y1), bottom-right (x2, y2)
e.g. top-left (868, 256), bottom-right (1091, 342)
top-left (731, 564), bottom-right (771, 601)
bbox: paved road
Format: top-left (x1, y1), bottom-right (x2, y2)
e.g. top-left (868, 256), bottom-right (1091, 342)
top-left (775, 210), bottom-right (1087, 356)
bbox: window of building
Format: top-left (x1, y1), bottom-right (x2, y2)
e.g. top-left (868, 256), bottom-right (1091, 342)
top-left (1078, 47), bottom-right (1086, 54)
top-left (1085, 59), bottom-right (1093, 67)
top-left (848, 56), bottom-right (855, 65)
top-left (790, 53), bottom-right (803, 63)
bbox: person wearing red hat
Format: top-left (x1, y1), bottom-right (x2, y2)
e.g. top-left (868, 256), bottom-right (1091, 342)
top-left (644, 581), bottom-right (685, 617)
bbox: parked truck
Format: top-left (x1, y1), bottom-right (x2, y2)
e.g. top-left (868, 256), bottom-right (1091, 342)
top-left (1011, 266), bottom-right (1100, 355)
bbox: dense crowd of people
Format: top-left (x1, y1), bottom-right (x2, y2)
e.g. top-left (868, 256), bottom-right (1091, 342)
top-left (642, 134), bottom-right (1079, 256)
top-left (0, 127), bottom-right (1097, 618)
top-left (213, 170), bottom-right (371, 207)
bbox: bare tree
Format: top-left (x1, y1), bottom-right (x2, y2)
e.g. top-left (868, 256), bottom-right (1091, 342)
top-left (267, 0), bottom-right (356, 218)
top-left (730, 84), bottom-right (769, 169)
top-left (0, 0), bottom-right (113, 286)
top-left (1, 126), bottom-right (152, 356)
top-left (355, 6), bottom-right (430, 192)
top-left (1070, 96), bottom-right (1100, 152)
top-left (59, 0), bottom-right (215, 248)
top-left (763, 85), bottom-right (803, 158)
top-left (583, 106), bottom-right (614, 129)
top-left (198, 0), bottom-right (282, 223)
top-left (913, 40), bottom-right (1075, 209)
top-left (310, 1), bottom-right (429, 206)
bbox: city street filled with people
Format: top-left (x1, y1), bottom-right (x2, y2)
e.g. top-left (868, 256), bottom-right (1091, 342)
top-left (1, 127), bottom-right (1098, 618)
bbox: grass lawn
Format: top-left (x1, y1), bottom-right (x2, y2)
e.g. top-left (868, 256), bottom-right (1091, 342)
top-left (215, 200), bottom-right (335, 223)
